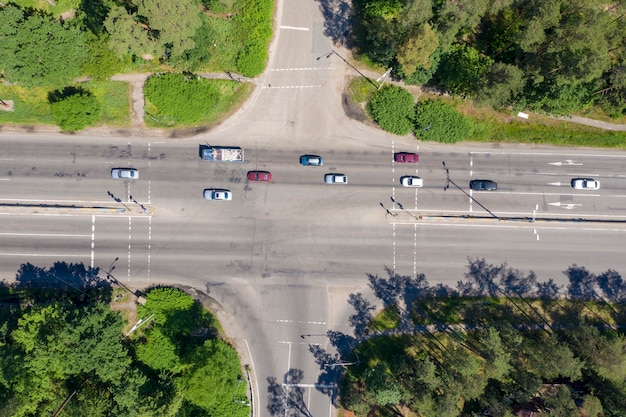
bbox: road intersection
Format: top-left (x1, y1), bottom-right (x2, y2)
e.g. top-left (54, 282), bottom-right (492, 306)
top-left (2, 0), bottom-right (626, 415)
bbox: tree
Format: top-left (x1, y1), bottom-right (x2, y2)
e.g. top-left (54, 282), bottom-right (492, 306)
top-left (436, 44), bottom-right (494, 96)
top-left (184, 339), bottom-right (247, 416)
top-left (476, 62), bottom-right (525, 108)
top-left (364, 363), bottom-right (402, 407)
top-left (104, 6), bottom-right (157, 59)
top-left (474, 327), bottom-right (511, 381)
top-left (0, 5), bottom-right (89, 87)
top-left (105, 0), bottom-right (202, 61)
top-left (398, 0), bottom-right (433, 30)
top-left (139, 286), bottom-right (200, 335)
top-left (5, 302), bottom-right (134, 416)
top-left (49, 88), bottom-right (102, 132)
top-left (135, 0), bottom-right (202, 59)
top-left (432, 0), bottom-right (491, 51)
top-left (396, 23), bottom-right (439, 76)
top-left (367, 85), bottom-right (415, 135)
top-left (543, 385), bottom-right (578, 417)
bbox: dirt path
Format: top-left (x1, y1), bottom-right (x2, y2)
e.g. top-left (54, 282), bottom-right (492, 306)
top-left (110, 73), bottom-right (152, 128)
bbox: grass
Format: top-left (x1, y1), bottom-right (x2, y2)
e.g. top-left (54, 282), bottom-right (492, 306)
top-left (0, 81), bottom-right (130, 128)
top-left (0, 85), bottom-right (55, 125)
top-left (454, 99), bottom-right (626, 148)
top-left (346, 77), bottom-right (626, 148)
top-left (83, 81), bottom-right (131, 127)
top-left (145, 77), bottom-right (254, 128)
top-left (347, 77), bottom-right (378, 104)
top-left (9, 0), bottom-right (79, 17)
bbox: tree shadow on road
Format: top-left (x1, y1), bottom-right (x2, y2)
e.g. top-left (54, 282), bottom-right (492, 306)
top-left (314, 0), bottom-right (354, 47)
top-left (306, 258), bottom-right (626, 412)
top-left (11, 261), bottom-right (110, 304)
top-left (266, 368), bottom-right (313, 417)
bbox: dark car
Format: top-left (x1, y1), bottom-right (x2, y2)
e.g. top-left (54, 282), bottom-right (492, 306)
top-left (394, 152), bottom-right (419, 163)
top-left (247, 170), bottom-right (272, 182)
top-left (469, 179), bottom-right (497, 191)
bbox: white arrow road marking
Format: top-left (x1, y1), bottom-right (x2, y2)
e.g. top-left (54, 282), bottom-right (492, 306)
top-left (549, 160), bottom-right (583, 166)
top-left (548, 202), bottom-right (582, 209)
top-left (548, 182), bottom-right (563, 186)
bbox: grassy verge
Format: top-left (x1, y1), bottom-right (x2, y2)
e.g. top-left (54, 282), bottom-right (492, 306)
top-left (0, 85), bottom-right (55, 125)
top-left (0, 81), bottom-right (130, 128)
top-left (346, 77), bottom-right (626, 149)
top-left (145, 75), bottom-right (254, 128)
top-left (84, 80), bottom-right (131, 127)
top-left (457, 100), bottom-right (626, 149)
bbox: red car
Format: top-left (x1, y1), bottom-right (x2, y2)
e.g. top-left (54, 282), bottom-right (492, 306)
top-left (394, 152), bottom-right (419, 163)
top-left (247, 170), bottom-right (272, 182)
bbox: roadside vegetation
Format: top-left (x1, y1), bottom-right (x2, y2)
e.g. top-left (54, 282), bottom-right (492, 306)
top-left (349, 77), bottom-right (626, 148)
top-left (0, 262), bottom-right (249, 416)
top-left (0, 0), bottom-right (272, 130)
top-left (144, 73), bottom-right (253, 127)
top-left (326, 259), bottom-right (626, 416)
top-left (350, 0), bottom-right (626, 119)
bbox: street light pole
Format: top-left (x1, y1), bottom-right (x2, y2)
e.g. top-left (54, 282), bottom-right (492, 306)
top-left (442, 161), bottom-right (499, 220)
top-left (317, 50), bottom-right (378, 88)
top-left (325, 353), bottom-right (360, 368)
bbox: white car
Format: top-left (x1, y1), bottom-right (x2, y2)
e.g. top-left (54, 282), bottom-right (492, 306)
top-left (571, 178), bottom-right (600, 190)
top-left (324, 173), bottom-right (348, 184)
top-left (203, 189), bottom-right (232, 200)
top-left (111, 168), bottom-right (139, 179)
top-left (400, 175), bottom-right (423, 187)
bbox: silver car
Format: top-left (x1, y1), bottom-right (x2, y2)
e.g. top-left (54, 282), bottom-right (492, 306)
top-left (324, 173), bottom-right (348, 184)
top-left (111, 168), bottom-right (139, 179)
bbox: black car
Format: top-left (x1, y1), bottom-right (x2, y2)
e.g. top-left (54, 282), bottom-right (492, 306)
top-left (469, 179), bottom-right (497, 191)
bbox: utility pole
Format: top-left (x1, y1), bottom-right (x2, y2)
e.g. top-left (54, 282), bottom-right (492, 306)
top-left (442, 161), bottom-right (499, 220)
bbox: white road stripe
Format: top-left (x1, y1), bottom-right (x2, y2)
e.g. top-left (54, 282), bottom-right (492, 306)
top-left (262, 85), bottom-right (322, 89)
top-left (280, 25), bottom-right (309, 31)
top-left (271, 67), bottom-right (333, 71)
top-left (0, 232), bottom-right (90, 237)
top-left (0, 252), bottom-right (89, 257)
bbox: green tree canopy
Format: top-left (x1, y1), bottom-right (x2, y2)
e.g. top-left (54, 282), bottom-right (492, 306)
top-left (104, 0), bottom-right (202, 61)
top-left (49, 88), bottom-right (102, 132)
top-left (104, 5), bottom-right (157, 59)
top-left (135, 0), bottom-right (202, 58)
top-left (0, 5), bottom-right (89, 87)
top-left (396, 23), bottom-right (439, 76)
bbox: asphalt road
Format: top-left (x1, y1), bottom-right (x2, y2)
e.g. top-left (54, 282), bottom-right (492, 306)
top-left (2, 0), bottom-right (626, 415)
top-left (2, 135), bottom-right (626, 416)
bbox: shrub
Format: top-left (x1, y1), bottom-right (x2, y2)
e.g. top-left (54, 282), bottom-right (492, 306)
top-left (49, 87), bottom-right (102, 131)
top-left (236, 43), bottom-right (267, 77)
top-left (415, 99), bottom-right (474, 143)
top-left (366, 85), bottom-right (415, 135)
top-left (144, 73), bottom-right (234, 125)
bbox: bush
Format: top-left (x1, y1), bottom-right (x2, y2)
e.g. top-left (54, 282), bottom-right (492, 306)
top-left (366, 85), bottom-right (415, 135)
top-left (144, 73), bottom-right (238, 125)
top-left (49, 87), bottom-right (102, 131)
top-left (233, 0), bottom-right (273, 77)
top-left (415, 99), bottom-right (474, 143)
top-left (236, 43), bottom-right (267, 77)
